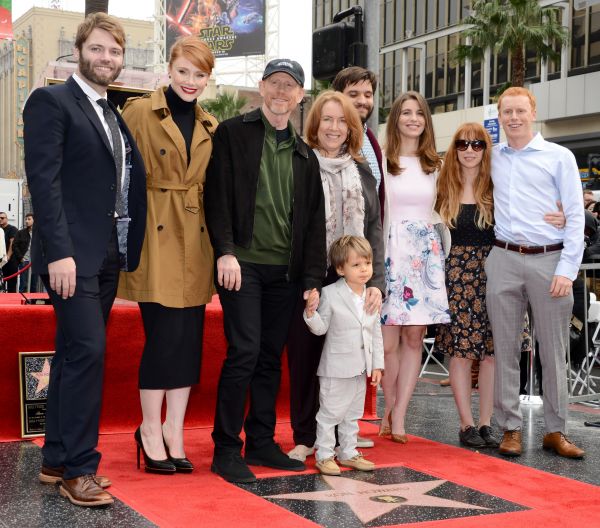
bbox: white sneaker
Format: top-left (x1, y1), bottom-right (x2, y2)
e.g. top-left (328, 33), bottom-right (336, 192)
top-left (287, 444), bottom-right (315, 462)
top-left (356, 435), bottom-right (374, 448)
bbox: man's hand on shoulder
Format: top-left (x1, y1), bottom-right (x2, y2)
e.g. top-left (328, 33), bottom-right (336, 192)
top-left (550, 275), bottom-right (572, 298)
top-left (48, 257), bottom-right (76, 299)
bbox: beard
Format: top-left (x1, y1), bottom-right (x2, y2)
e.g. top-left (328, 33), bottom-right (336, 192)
top-left (78, 55), bottom-right (122, 87)
top-left (358, 104), bottom-right (374, 123)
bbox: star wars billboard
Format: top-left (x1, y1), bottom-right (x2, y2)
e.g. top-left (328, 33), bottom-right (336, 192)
top-left (166, 0), bottom-right (265, 59)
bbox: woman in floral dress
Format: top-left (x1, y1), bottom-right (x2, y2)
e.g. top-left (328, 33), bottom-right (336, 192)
top-left (379, 92), bottom-right (450, 443)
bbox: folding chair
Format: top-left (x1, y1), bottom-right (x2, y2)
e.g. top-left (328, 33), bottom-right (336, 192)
top-left (419, 337), bottom-right (449, 377)
top-left (570, 300), bottom-right (600, 395)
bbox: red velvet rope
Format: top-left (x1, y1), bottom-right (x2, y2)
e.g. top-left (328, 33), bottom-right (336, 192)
top-left (2, 262), bottom-right (32, 281)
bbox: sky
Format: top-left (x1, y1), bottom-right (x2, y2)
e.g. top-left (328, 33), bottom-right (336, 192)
top-left (12, 0), bottom-right (313, 82)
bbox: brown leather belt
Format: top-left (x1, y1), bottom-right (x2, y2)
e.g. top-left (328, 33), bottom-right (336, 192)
top-left (494, 239), bottom-right (563, 254)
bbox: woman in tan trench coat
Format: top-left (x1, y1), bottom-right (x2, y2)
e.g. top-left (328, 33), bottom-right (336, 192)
top-left (118, 36), bottom-right (217, 474)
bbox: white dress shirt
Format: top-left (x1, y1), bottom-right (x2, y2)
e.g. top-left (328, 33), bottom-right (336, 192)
top-left (492, 132), bottom-right (584, 280)
top-left (72, 73), bottom-right (126, 192)
top-left (343, 279), bottom-right (366, 321)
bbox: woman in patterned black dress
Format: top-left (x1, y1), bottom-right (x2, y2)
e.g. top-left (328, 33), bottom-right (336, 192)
top-left (435, 123), bottom-right (496, 448)
top-left (435, 123), bottom-right (564, 448)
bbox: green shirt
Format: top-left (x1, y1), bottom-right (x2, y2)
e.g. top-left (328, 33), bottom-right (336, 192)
top-left (235, 111), bottom-right (295, 265)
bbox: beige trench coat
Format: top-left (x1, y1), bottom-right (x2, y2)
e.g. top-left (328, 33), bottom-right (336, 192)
top-left (117, 87), bottom-right (218, 307)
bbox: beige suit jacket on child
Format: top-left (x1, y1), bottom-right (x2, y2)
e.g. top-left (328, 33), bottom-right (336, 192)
top-left (304, 278), bottom-right (384, 378)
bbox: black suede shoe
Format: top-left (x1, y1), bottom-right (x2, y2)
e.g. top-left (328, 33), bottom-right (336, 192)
top-left (211, 453), bottom-right (257, 483)
top-left (459, 426), bottom-right (486, 448)
top-left (479, 425), bottom-right (500, 447)
top-left (245, 443), bottom-right (305, 471)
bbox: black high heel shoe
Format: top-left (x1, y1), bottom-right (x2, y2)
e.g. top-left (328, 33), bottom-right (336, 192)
top-left (162, 430), bottom-right (194, 473)
top-left (134, 427), bottom-right (176, 474)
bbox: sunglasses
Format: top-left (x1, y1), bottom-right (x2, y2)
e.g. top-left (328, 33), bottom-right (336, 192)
top-left (455, 139), bottom-right (486, 152)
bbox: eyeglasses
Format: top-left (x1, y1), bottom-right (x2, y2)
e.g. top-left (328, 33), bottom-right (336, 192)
top-left (455, 139), bottom-right (486, 152)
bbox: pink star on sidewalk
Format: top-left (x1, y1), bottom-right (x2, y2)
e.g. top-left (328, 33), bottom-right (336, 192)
top-left (266, 474), bottom-right (489, 524)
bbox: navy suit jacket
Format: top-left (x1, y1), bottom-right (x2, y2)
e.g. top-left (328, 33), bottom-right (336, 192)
top-left (23, 76), bottom-right (147, 276)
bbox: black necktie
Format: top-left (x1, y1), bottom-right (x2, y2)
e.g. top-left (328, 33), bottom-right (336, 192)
top-left (96, 98), bottom-right (125, 217)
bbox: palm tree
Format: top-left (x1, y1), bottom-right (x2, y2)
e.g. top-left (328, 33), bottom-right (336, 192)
top-left (454, 0), bottom-right (568, 88)
top-left (85, 0), bottom-right (109, 16)
top-left (202, 92), bottom-right (248, 122)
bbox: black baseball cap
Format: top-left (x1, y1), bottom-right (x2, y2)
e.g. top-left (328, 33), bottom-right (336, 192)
top-left (262, 59), bottom-right (305, 87)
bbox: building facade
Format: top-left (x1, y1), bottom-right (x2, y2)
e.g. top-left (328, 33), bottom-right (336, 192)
top-left (0, 7), bottom-right (156, 183)
top-left (313, 0), bottom-right (600, 175)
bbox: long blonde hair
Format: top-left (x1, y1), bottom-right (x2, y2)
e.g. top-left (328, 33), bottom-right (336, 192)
top-left (436, 122), bottom-right (494, 229)
top-left (384, 91), bottom-right (441, 175)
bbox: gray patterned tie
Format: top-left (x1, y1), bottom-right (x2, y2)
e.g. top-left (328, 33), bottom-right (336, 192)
top-left (96, 98), bottom-right (125, 217)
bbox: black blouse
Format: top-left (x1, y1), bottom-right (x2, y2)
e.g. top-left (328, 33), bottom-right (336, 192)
top-left (449, 203), bottom-right (494, 247)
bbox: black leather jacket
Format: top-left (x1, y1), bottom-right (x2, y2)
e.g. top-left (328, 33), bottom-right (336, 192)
top-left (12, 227), bottom-right (31, 263)
top-left (205, 108), bottom-right (326, 291)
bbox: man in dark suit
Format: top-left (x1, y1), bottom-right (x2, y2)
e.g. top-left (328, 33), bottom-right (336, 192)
top-left (23, 13), bottom-right (146, 507)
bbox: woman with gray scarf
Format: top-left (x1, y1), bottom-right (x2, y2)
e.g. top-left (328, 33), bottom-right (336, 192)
top-left (286, 90), bottom-right (385, 463)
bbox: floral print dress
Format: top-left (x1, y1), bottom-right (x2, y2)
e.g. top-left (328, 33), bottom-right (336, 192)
top-left (434, 204), bottom-right (494, 359)
top-left (381, 157), bottom-right (450, 326)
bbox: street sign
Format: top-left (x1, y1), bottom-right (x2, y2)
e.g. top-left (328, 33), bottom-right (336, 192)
top-left (483, 104), bottom-right (500, 144)
top-left (484, 118), bottom-right (500, 144)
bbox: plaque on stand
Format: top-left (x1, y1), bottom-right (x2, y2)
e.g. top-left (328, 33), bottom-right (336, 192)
top-left (18, 351), bottom-right (54, 438)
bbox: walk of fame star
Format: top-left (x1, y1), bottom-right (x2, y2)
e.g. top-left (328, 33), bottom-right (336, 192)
top-left (30, 359), bottom-right (51, 394)
top-left (266, 475), bottom-right (489, 524)
top-left (239, 466), bottom-right (528, 527)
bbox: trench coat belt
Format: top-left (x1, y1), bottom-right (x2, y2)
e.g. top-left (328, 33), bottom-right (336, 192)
top-left (147, 180), bottom-right (203, 214)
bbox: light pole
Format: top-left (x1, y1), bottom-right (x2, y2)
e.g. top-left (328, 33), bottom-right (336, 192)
top-left (364, 0), bottom-right (379, 129)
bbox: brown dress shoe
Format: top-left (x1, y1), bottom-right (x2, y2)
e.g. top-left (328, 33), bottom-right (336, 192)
top-left (39, 465), bottom-right (111, 488)
top-left (59, 475), bottom-right (114, 507)
top-left (499, 430), bottom-right (522, 456)
top-left (439, 378), bottom-right (451, 387)
top-left (542, 432), bottom-right (585, 459)
top-left (391, 434), bottom-right (408, 444)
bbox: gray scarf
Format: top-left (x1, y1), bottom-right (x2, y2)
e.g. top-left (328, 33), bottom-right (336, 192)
top-left (314, 150), bottom-right (365, 257)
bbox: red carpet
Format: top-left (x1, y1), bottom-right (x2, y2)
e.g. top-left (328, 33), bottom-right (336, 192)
top-left (0, 294), bottom-right (376, 441)
top-left (1, 296), bottom-right (233, 440)
top-left (33, 421), bottom-right (598, 528)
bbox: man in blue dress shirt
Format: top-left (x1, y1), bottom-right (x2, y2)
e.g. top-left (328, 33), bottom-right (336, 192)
top-left (485, 87), bottom-right (585, 459)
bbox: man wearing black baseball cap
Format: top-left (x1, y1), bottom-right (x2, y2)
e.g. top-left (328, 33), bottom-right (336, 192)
top-left (205, 60), bottom-right (325, 483)
top-left (261, 58), bottom-right (305, 85)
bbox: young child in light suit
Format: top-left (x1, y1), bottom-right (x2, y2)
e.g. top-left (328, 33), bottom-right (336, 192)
top-left (304, 235), bottom-right (384, 476)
